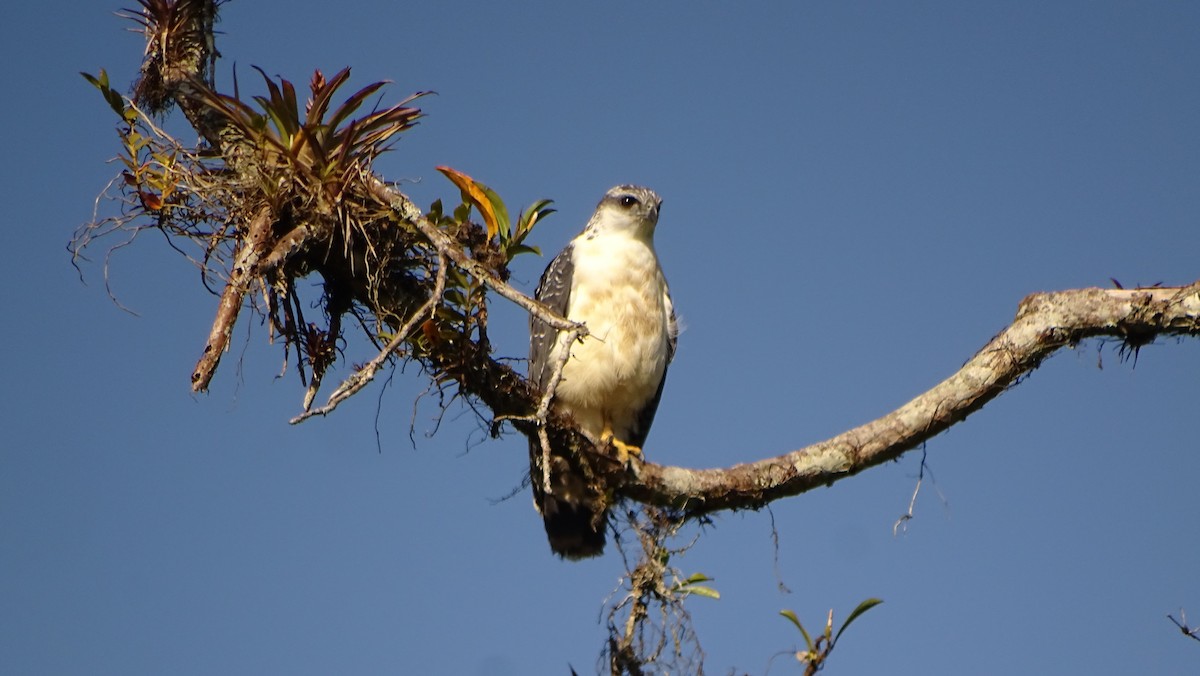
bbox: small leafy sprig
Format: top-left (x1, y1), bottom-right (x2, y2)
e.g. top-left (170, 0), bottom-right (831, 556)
top-left (437, 166), bottom-right (554, 263)
top-left (780, 598), bottom-right (883, 674)
top-left (82, 69), bottom-right (179, 212)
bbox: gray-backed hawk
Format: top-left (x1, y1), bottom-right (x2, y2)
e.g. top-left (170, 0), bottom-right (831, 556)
top-left (529, 185), bottom-right (677, 559)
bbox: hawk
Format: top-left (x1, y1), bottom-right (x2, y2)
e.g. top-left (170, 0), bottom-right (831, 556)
top-left (529, 185), bottom-right (677, 559)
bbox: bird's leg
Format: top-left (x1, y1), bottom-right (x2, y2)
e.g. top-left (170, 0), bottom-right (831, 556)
top-left (611, 438), bottom-right (643, 465)
top-left (599, 421), bottom-right (642, 464)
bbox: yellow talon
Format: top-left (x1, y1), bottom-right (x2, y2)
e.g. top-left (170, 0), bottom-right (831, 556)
top-left (611, 438), bottom-right (642, 464)
top-left (599, 421), bottom-right (614, 443)
top-left (598, 422), bottom-right (641, 464)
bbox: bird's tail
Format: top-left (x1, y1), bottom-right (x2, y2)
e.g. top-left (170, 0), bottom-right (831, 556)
top-left (531, 443), bottom-right (607, 559)
top-left (540, 494), bottom-right (606, 559)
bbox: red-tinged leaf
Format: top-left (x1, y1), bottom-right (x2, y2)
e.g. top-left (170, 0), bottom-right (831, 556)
top-left (307, 67), bottom-right (352, 126)
top-left (436, 166), bottom-right (500, 241)
top-left (281, 78), bottom-right (300, 131)
top-left (326, 81), bottom-right (390, 133)
top-left (191, 85), bottom-right (286, 152)
top-left (252, 66), bottom-right (300, 139)
top-left (253, 66), bottom-right (283, 108)
top-left (421, 318), bottom-right (439, 344)
top-left (138, 190), bottom-right (162, 211)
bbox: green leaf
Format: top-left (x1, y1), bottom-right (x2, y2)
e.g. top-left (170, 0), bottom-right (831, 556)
top-left (832, 598), bottom-right (883, 646)
top-left (80, 70), bottom-right (105, 89)
top-left (780, 610), bottom-right (815, 652)
top-left (82, 70), bottom-right (128, 117)
top-left (682, 585), bottom-right (720, 600)
top-left (479, 184), bottom-right (511, 243)
top-left (427, 199), bottom-right (444, 221)
top-left (505, 243), bottom-right (542, 259)
top-left (515, 199), bottom-right (555, 243)
top-left (671, 573), bottom-right (719, 599)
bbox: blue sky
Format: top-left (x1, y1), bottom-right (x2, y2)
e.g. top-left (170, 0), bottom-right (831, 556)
top-left (3, 1), bottom-right (1199, 674)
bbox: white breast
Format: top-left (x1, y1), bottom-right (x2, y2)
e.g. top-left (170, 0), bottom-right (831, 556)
top-left (553, 232), bottom-right (672, 441)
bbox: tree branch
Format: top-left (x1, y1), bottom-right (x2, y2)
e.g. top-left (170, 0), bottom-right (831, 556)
top-left (102, 0), bottom-right (1200, 528)
top-left (364, 178), bottom-right (584, 334)
top-left (289, 250), bottom-right (449, 424)
top-left (357, 174), bottom-right (1200, 520)
top-left (360, 176), bottom-right (1200, 523)
top-left (191, 205), bottom-right (272, 392)
top-left (624, 284), bottom-right (1200, 516)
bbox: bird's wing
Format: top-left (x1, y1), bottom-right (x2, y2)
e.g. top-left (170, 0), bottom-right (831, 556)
top-left (665, 284), bottom-right (678, 362)
top-left (529, 243), bottom-right (574, 388)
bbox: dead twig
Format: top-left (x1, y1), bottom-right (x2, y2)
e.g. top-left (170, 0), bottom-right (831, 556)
top-left (291, 251), bottom-right (448, 424)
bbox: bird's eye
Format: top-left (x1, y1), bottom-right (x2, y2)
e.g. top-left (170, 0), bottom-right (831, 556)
top-left (619, 195), bottom-right (639, 208)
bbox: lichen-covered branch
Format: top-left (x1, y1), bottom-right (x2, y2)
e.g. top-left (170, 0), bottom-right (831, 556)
top-left (624, 284), bottom-right (1200, 517)
top-left (366, 172), bottom-right (1200, 549)
top-left (191, 205), bottom-right (271, 391)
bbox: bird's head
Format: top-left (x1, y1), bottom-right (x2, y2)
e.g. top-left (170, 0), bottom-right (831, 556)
top-left (583, 185), bottom-right (662, 241)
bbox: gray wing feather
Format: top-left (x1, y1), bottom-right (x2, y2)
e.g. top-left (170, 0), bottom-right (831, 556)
top-left (529, 244), bottom-right (605, 559)
top-left (529, 244), bottom-right (574, 388)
